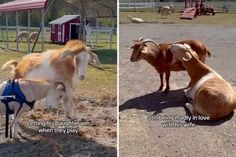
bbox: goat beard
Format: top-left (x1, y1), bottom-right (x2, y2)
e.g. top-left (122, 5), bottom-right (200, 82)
top-left (134, 60), bottom-right (141, 69)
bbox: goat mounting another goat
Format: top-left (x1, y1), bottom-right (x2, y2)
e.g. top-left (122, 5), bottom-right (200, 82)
top-left (130, 37), bottom-right (211, 93)
top-left (2, 40), bottom-right (100, 119)
top-left (170, 43), bottom-right (236, 120)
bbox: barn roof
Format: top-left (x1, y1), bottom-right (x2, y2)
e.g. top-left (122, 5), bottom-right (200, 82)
top-left (0, 0), bottom-right (48, 12)
top-left (49, 15), bottom-right (80, 25)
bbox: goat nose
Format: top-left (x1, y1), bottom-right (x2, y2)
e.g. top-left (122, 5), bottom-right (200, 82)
top-left (79, 75), bottom-right (85, 80)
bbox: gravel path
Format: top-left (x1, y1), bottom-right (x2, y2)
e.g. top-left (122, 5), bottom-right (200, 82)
top-left (119, 23), bottom-right (236, 157)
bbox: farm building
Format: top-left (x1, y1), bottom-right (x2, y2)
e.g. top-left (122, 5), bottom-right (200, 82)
top-left (49, 15), bottom-right (81, 44)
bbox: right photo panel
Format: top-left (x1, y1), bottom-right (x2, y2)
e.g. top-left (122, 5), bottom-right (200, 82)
top-left (119, 0), bottom-right (236, 156)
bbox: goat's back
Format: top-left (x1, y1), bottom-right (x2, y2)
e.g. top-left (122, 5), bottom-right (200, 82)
top-left (194, 77), bottom-right (236, 120)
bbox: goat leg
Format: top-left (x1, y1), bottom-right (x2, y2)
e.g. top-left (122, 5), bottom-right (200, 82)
top-left (164, 71), bottom-right (170, 93)
top-left (158, 73), bottom-right (164, 91)
top-left (185, 103), bottom-right (194, 115)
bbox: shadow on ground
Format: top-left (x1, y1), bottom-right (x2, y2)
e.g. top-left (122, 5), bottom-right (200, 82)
top-left (120, 88), bottom-right (187, 115)
top-left (0, 124), bottom-right (116, 157)
top-left (120, 88), bottom-right (234, 126)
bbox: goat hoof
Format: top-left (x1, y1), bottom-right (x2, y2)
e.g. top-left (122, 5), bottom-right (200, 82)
top-left (13, 134), bottom-right (20, 139)
top-left (164, 88), bottom-right (170, 94)
top-left (158, 86), bottom-right (163, 91)
top-left (66, 115), bottom-right (77, 121)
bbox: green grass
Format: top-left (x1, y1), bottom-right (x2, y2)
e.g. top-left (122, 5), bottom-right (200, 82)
top-left (120, 12), bottom-right (236, 26)
top-left (0, 48), bottom-right (117, 98)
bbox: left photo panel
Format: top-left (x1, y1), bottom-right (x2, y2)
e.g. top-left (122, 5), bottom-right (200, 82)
top-left (0, 0), bottom-right (117, 157)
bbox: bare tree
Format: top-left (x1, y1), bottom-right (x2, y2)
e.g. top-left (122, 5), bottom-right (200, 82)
top-left (63, 0), bottom-right (98, 41)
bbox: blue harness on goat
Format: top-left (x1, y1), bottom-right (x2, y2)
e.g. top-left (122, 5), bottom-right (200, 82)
top-left (1, 80), bottom-right (36, 138)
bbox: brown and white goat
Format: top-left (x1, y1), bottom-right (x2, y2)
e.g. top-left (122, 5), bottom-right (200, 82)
top-left (2, 40), bottom-right (100, 119)
top-left (130, 37), bottom-right (211, 93)
top-left (170, 43), bottom-right (236, 120)
top-left (0, 79), bottom-right (66, 138)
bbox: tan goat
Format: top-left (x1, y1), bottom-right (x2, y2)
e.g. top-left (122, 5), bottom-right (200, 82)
top-left (170, 43), bottom-right (236, 120)
top-left (0, 79), bottom-right (66, 138)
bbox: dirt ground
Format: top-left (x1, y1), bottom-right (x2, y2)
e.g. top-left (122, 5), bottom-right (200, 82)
top-left (119, 23), bottom-right (236, 157)
top-left (0, 96), bottom-right (117, 157)
top-left (0, 61), bottom-right (117, 156)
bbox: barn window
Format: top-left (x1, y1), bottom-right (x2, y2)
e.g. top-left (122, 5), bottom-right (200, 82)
top-left (52, 25), bottom-right (55, 33)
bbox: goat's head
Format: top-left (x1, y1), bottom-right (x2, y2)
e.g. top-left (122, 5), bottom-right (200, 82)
top-left (130, 37), bottom-right (160, 62)
top-left (46, 82), bottom-right (66, 109)
top-left (127, 15), bottom-right (133, 19)
top-left (59, 40), bottom-right (100, 80)
top-left (169, 43), bottom-right (199, 62)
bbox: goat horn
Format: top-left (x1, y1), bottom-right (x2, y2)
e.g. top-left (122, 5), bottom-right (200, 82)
top-left (142, 39), bottom-right (160, 48)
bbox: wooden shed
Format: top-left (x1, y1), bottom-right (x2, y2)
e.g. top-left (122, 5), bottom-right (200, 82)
top-left (49, 15), bottom-right (81, 44)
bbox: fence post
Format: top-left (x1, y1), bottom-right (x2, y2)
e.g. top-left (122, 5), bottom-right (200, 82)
top-left (16, 12), bottom-right (19, 51)
top-left (27, 10), bottom-right (30, 53)
top-left (6, 13), bottom-right (8, 50)
top-left (41, 9), bottom-right (45, 51)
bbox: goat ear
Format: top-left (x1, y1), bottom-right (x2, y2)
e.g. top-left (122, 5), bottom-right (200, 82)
top-left (182, 52), bottom-right (192, 62)
top-left (60, 50), bottom-right (73, 61)
top-left (141, 46), bottom-right (149, 54)
top-left (183, 43), bottom-right (191, 49)
top-left (89, 52), bottom-right (101, 64)
top-left (138, 37), bottom-right (144, 41)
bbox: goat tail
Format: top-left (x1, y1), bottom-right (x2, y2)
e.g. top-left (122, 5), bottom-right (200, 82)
top-left (232, 90), bottom-right (236, 109)
top-left (206, 47), bottom-right (211, 58)
top-left (1, 60), bottom-right (18, 71)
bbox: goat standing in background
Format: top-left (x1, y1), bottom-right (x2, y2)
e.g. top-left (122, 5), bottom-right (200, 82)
top-left (15, 31), bottom-right (29, 42)
top-left (29, 32), bottom-right (38, 43)
top-left (159, 6), bottom-right (171, 16)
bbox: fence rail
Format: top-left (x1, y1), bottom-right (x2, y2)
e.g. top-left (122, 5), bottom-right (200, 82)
top-left (120, 2), bottom-right (236, 12)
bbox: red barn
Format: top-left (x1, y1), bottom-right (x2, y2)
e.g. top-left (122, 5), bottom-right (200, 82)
top-left (49, 15), bottom-right (81, 44)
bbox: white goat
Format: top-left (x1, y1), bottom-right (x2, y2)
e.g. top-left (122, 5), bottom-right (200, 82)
top-left (15, 31), bottom-right (29, 42)
top-left (170, 43), bottom-right (236, 120)
top-left (29, 32), bottom-right (38, 43)
top-left (0, 79), bottom-right (66, 138)
top-left (127, 15), bottom-right (144, 23)
top-left (2, 40), bottom-right (100, 120)
top-left (169, 4), bottom-right (175, 14)
top-left (159, 6), bottom-right (171, 16)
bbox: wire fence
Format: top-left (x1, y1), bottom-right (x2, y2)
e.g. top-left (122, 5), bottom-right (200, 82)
top-left (0, 26), bottom-right (117, 53)
top-left (0, 26), bottom-right (50, 53)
